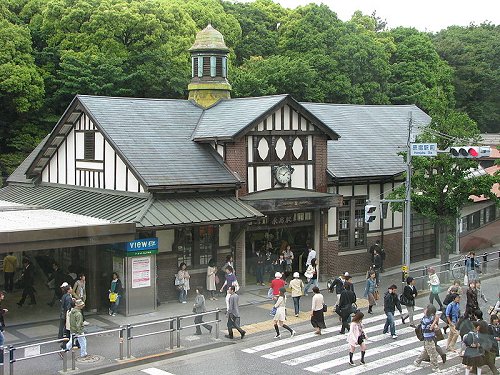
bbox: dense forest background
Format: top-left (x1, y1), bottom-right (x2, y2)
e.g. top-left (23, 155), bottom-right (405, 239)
top-left (1, 0), bottom-right (499, 181)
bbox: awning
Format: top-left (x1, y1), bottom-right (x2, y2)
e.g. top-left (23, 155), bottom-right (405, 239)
top-left (136, 196), bottom-right (264, 228)
top-left (0, 201), bottom-right (135, 252)
top-left (240, 188), bottom-right (343, 212)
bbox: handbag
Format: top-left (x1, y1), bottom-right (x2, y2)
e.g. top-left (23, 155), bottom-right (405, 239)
top-left (374, 290), bottom-right (380, 301)
top-left (270, 306), bottom-right (277, 316)
top-left (399, 294), bottom-right (409, 306)
top-left (357, 333), bottom-right (366, 345)
top-left (431, 285), bottom-right (440, 294)
top-left (322, 303), bottom-right (327, 313)
top-left (109, 292), bottom-right (118, 303)
top-left (434, 327), bottom-right (444, 341)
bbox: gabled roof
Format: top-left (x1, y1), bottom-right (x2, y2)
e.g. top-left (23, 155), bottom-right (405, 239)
top-left (26, 95), bottom-right (242, 188)
top-left (302, 103), bottom-right (431, 179)
top-left (192, 94), bottom-right (340, 141)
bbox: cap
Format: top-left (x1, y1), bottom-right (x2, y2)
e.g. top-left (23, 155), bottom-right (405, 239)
top-left (388, 284), bottom-right (398, 290)
top-left (274, 272), bottom-right (282, 279)
top-left (344, 272), bottom-right (350, 277)
top-left (60, 282), bottom-right (69, 288)
top-left (75, 299), bottom-right (85, 307)
top-left (293, 272), bottom-right (300, 278)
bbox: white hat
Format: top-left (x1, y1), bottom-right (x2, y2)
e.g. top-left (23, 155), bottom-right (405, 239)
top-left (60, 282), bottom-right (69, 288)
top-left (293, 272), bottom-right (300, 278)
top-left (274, 272), bottom-right (282, 278)
top-left (75, 299), bottom-right (85, 307)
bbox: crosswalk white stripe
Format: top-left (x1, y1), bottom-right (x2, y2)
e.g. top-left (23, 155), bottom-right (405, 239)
top-left (242, 307), bottom-right (422, 354)
top-left (141, 368), bottom-right (176, 375)
top-left (304, 336), bottom-right (421, 373)
top-left (282, 324), bottom-right (420, 366)
top-left (264, 313), bottom-right (424, 360)
top-left (435, 363), bottom-right (466, 375)
top-left (382, 352), bottom-right (461, 375)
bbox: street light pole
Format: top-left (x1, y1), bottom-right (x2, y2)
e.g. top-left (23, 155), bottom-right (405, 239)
top-left (403, 112), bottom-right (413, 281)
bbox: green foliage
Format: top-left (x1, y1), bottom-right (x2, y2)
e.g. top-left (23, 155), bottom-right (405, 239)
top-left (433, 24), bottom-right (500, 133)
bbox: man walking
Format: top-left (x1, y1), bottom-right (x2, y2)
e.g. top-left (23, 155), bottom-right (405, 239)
top-left (372, 250), bottom-right (382, 286)
top-left (445, 293), bottom-right (461, 352)
top-left (17, 258), bottom-right (36, 307)
top-left (383, 284), bottom-right (403, 339)
top-left (3, 253), bottom-right (18, 293)
top-left (225, 286), bottom-right (246, 339)
top-left (59, 283), bottom-right (73, 345)
top-left (69, 299), bottom-right (89, 358)
top-left (305, 243), bottom-right (316, 267)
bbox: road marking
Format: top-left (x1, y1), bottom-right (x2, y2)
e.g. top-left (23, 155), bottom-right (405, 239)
top-left (141, 368), bottom-right (175, 375)
top-left (264, 313), bottom-right (424, 360)
top-left (242, 307), bottom-right (422, 354)
top-left (304, 336), bottom-right (420, 373)
top-left (281, 323), bottom-right (422, 365)
top-left (382, 352), bottom-right (461, 375)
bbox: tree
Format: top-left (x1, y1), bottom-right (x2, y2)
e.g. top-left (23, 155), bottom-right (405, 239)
top-left (390, 111), bottom-right (499, 263)
top-left (432, 24), bottom-right (500, 133)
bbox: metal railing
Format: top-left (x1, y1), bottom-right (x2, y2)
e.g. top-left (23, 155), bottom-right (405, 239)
top-left (3, 309), bottom-right (222, 374)
top-left (6, 337), bottom-right (69, 375)
top-left (71, 326), bottom-right (125, 370)
top-left (409, 250), bottom-right (500, 291)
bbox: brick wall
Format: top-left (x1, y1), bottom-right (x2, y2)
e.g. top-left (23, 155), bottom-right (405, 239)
top-left (318, 231), bottom-right (403, 281)
top-left (225, 138), bottom-right (247, 196)
top-left (314, 135), bottom-right (328, 193)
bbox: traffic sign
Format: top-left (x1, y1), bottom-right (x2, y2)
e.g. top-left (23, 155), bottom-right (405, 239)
top-left (401, 265), bottom-right (408, 272)
top-left (410, 143), bottom-right (437, 156)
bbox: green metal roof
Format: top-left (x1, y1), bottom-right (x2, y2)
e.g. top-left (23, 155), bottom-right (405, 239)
top-left (136, 195), bottom-right (263, 228)
top-left (189, 24), bottom-right (229, 52)
top-left (0, 184), bottom-right (263, 228)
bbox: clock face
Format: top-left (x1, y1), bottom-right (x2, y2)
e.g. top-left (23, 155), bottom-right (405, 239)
top-left (275, 165), bottom-right (291, 184)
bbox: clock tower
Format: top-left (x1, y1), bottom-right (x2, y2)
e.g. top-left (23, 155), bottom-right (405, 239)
top-left (188, 24), bottom-right (231, 108)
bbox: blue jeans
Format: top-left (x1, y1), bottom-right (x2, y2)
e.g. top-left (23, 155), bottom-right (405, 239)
top-left (77, 335), bottom-right (87, 357)
top-left (292, 296), bottom-right (301, 315)
top-left (110, 295), bottom-right (121, 314)
top-left (255, 266), bottom-right (264, 284)
top-left (304, 278), bottom-right (318, 294)
top-left (178, 289), bottom-right (187, 303)
top-left (383, 311), bottom-right (396, 335)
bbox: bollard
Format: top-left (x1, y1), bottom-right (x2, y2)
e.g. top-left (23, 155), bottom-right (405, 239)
top-left (0, 346), bottom-right (4, 375)
top-left (176, 317), bottom-right (181, 348)
top-left (119, 326), bottom-right (124, 360)
top-left (9, 345), bottom-right (14, 375)
top-left (126, 324), bottom-right (132, 359)
top-left (215, 310), bottom-right (220, 340)
top-left (62, 350), bottom-right (68, 372)
top-left (71, 346), bottom-right (76, 371)
top-left (169, 320), bottom-right (174, 350)
top-left (482, 252), bottom-right (488, 274)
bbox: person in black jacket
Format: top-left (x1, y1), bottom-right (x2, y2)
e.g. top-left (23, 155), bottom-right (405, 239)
top-left (401, 277), bottom-right (417, 327)
top-left (58, 283), bottom-right (74, 344)
top-left (47, 262), bottom-right (66, 307)
top-left (383, 284), bottom-right (403, 339)
top-left (17, 258), bottom-right (36, 307)
top-left (372, 250), bottom-right (382, 286)
top-left (338, 282), bottom-right (357, 334)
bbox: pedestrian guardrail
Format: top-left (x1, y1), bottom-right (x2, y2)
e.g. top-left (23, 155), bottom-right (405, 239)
top-left (71, 326), bottom-right (126, 370)
top-left (6, 337), bottom-right (69, 375)
top-left (409, 250), bottom-right (500, 291)
top-left (4, 309), bottom-right (222, 374)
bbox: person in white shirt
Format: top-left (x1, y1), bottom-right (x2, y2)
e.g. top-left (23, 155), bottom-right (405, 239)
top-left (306, 244), bottom-right (316, 267)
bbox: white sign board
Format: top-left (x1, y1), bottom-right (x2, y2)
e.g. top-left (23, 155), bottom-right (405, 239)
top-left (410, 143), bottom-right (438, 156)
top-left (131, 256), bottom-right (151, 289)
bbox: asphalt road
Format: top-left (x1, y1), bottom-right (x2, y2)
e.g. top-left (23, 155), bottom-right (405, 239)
top-left (98, 275), bottom-right (499, 375)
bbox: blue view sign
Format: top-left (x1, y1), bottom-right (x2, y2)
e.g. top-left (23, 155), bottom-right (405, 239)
top-left (127, 238), bottom-right (159, 252)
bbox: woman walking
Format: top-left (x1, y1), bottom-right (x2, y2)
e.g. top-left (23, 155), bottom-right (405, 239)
top-left (462, 320), bottom-right (491, 375)
top-left (176, 263), bottom-right (190, 303)
top-left (206, 259), bottom-right (217, 300)
top-left (109, 272), bottom-right (123, 316)
top-left (339, 282), bottom-right (356, 334)
top-left (303, 258), bottom-right (318, 296)
top-left (272, 287), bottom-right (296, 339)
top-left (72, 273), bottom-right (87, 324)
top-left (289, 272), bottom-right (304, 317)
top-left (465, 280), bottom-right (479, 318)
top-left (347, 311), bottom-right (367, 366)
top-left (364, 271), bottom-right (377, 314)
top-left (220, 266), bottom-right (238, 309)
top-left (193, 287), bottom-right (213, 335)
top-left (428, 267), bottom-right (444, 310)
top-left (401, 276), bottom-right (417, 327)
top-left (310, 286), bottom-right (326, 335)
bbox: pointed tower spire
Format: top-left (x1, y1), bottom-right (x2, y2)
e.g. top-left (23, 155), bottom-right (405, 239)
top-left (188, 24), bottom-right (231, 108)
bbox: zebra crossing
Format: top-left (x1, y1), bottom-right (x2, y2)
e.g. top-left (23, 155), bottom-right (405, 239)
top-left (241, 307), bottom-right (467, 374)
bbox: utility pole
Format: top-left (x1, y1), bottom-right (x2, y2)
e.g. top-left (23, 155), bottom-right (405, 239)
top-left (403, 112), bottom-right (413, 282)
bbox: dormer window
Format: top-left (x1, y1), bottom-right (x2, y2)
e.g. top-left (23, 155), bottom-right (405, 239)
top-left (84, 132), bottom-right (95, 160)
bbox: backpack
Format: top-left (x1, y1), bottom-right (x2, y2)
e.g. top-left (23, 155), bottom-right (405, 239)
top-left (415, 323), bottom-right (424, 341)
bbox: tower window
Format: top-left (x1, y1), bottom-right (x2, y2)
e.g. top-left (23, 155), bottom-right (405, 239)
top-left (203, 56), bottom-right (211, 76)
top-left (210, 56), bottom-right (216, 77)
top-left (216, 57), bottom-right (222, 76)
top-left (197, 56), bottom-right (203, 77)
top-left (192, 57), bottom-right (198, 78)
top-left (84, 132), bottom-right (95, 160)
